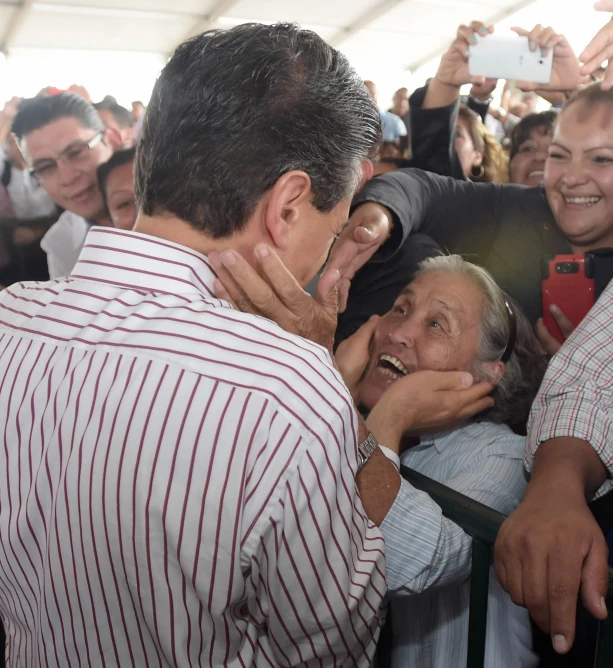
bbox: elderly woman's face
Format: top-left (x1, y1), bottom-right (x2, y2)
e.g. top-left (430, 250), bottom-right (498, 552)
top-left (360, 271), bottom-right (485, 411)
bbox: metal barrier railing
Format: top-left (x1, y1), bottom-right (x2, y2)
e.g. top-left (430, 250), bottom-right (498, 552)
top-left (378, 465), bottom-right (613, 668)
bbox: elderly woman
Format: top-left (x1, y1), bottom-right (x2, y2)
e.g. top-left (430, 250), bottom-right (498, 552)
top-left (335, 255), bottom-right (546, 668)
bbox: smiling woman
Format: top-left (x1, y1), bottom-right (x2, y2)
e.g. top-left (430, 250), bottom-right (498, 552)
top-left (545, 83), bottom-right (613, 250)
top-left (358, 255), bottom-right (546, 429)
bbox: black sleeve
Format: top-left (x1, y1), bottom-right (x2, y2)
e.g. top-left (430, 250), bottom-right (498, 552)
top-left (353, 168), bottom-right (527, 261)
top-left (408, 85), bottom-right (466, 181)
top-left (465, 94), bottom-right (490, 122)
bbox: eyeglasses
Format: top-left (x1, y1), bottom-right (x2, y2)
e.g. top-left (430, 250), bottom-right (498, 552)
top-left (500, 299), bottom-right (517, 364)
top-left (29, 132), bottom-right (104, 183)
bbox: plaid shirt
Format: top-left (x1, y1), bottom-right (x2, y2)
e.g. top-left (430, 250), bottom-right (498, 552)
top-left (527, 280), bottom-right (613, 498)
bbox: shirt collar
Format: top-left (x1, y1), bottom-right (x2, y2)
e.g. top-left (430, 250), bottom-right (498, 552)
top-left (70, 227), bottom-right (219, 299)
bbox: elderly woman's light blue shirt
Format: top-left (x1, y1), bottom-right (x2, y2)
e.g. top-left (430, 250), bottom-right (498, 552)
top-left (380, 421), bottom-right (537, 668)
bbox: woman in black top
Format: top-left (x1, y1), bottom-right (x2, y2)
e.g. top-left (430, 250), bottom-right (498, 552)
top-left (336, 82), bottom-right (613, 349)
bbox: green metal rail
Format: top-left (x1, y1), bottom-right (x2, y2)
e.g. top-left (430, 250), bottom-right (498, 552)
top-left (379, 465), bottom-right (613, 668)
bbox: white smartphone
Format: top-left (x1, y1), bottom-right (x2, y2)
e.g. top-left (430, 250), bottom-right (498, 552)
top-left (468, 35), bottom-right (553, 84)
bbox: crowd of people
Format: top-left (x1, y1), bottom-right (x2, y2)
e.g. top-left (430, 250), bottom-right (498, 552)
top-left (1, 3), bottom-right (613, 668)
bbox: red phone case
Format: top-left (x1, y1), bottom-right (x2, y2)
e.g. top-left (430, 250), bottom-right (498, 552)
top-left (542, 255), bottom-right (595, 343)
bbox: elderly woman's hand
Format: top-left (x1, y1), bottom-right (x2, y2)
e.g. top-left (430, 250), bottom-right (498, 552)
top-left (365, 370), bottom-right (495, 450)
top-left (535, 305), bottom-right (575, 357)
top-left (210, 245), bottom-right (339, 354)
top-left (335, 316), bottom-right (380, 402)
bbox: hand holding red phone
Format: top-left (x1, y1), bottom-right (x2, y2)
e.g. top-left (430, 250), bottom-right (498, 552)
top-left (536, 305), bottom-right (576, 356)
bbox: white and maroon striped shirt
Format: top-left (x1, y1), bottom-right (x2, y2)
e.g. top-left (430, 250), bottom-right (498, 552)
top-left (0, 227), bottom-right (386, 667)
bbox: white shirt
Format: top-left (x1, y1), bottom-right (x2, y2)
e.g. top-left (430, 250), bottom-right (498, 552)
top-left (0, 227), bottom-right (386, 667)
top-left (0, 148), bottom-right (56, 220)
top-left (39, 210), bottom-right (91, 279)
top-left (381, 422), bottom-right (537, 668)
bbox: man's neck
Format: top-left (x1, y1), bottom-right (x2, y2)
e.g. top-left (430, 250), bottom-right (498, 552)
top-left (133, 211), bottom-right (259, 261)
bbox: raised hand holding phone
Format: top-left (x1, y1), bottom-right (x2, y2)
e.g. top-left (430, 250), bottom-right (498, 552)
top-left (580, 1), bottom-right (613, 89)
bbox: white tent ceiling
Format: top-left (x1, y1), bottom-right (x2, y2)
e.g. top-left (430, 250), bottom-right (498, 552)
top-left (0, 0), bottom-right (540, 67)
top-left (0, 0), bottom-right (608, 107)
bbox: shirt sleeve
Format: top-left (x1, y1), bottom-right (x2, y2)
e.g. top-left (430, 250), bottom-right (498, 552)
top-left (395, 115), bottom-right (408, 137)
top-left (408, 85), bottom-right (466, 181)
top-left (381, 444), bottom-right (526, 594)
top-left (351, 169), bottom-right (515, 263)
top-left (526, 281), bottom-right (613, 498)
top-left (249, 401), bottom-right (386, 667)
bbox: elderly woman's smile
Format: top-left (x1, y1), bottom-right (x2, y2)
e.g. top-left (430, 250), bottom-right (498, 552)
top-left (361, 266), bottom-right (492, 412)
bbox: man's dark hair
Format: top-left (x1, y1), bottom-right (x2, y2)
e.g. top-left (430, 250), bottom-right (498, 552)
top-left (94, 101), bottom-right (133, 129)
top-left (97, 147), bottom-right (136, 203)
top-left (509, 110), bottom-right (558, 161)
top-left (135, 22), bottom-right (381, 238)
top-left (12, 93), bottom-right (104, 140)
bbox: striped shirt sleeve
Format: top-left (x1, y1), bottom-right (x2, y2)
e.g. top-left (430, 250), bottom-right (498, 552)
top-left (246, 400), bottom-right (386, 667)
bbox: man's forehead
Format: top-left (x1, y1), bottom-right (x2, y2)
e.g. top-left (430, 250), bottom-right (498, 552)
top-left (22, 116), bottom-right (92, 163)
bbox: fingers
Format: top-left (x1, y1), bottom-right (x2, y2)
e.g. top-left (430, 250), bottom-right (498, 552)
top-left (549, 304), bottom-right (575, 340)
top-left (209, 249), bottom-right (282, 318)
top-left (212, 278), bottom-right (239, 310)
top-left (535, 318), bottom-right (562, 357)
top-left (526, 24), bottom-right (544, 52)
top-left (251, 244), bottom-right (307, 309)
top-left (326, 203), bottom-right (391, 313)
top-left (580, 534), bottom-right (609, 621)
top-left (422, 369), bottom-right (475, 391)
top-left (546, 549), bottom-right (584, 653)
top-left (580, 24), bottom-right (613, 65)
top-left (594, 0), bottom-right (613, 11)
top-left (520, 549), bottom-right (550, 632)
top-left (316, 267), bottom-right (341, 317)
top-left (352, 315), bottom-right (381, 344)
top-left (457, 21), bottom-right (493, 47)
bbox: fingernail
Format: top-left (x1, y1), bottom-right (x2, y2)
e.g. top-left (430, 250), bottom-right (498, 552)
top-left (541, 47), bottom-right (547, 57)
top-left (480, 27), bottom-right (487, 34)
top-left (471, 34), bottom-right (477, 43)
top-left (220, 250), bottom-right (237, 267)
top-left (460, 372), bottom-right (473, 388)
top-left (547, 40), bottom-right (553, 47)
top-left (529, 41), bottom-right (536, 51)
top-left (549, 304), bottom-right (559, 314)
top-left (255, 244), bottom-right (270, 260)
top-left (330, 269), bottom-right (340, 286)
top-left (553, 635), bottom-right (568, 653)
top-left (465, 49), bottom-right (470, 57)
top-left (602, 596), bottom-right (608, 615)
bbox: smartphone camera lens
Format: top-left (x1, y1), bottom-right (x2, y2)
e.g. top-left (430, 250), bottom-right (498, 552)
top-left (556, 262), bottom-right (578, 274)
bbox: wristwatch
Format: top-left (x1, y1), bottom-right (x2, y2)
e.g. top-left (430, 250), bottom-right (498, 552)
top-left (357, 432), bottom-right (379, 472)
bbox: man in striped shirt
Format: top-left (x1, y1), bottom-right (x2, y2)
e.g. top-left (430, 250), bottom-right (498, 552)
top-left (0, 23), bottom-right (392, 667)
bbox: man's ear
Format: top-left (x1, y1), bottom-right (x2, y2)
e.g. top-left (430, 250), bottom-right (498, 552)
top-left (264, 170), bottom-right (312, 250)
top-left (473, 151), bottom-right (484, 168)
top-left (103, 127), bottom-right (123, 151)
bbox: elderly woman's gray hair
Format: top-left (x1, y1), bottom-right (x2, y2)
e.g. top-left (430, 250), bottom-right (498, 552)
top-left (416, 255), bottom-right (547, 427)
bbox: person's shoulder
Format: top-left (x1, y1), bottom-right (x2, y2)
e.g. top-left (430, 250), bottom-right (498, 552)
top-left (458, 421), bottom-right (524, 458)
top-left (41, 211), bottom-right (88, 246)
top-left (159, 302), bottom-right (355, 426)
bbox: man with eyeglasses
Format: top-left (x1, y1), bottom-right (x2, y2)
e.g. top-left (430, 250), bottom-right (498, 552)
top-left (12, 93), bottom-right (122, 278)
